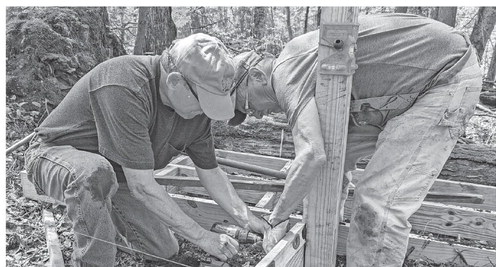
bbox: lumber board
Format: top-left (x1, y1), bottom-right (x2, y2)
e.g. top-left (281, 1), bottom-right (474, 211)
top-left (216, 149), bottom-right (289, 171)
top-left (256, 192), bottom-right (280, 209)
top-left (43, 210), bottom-right (64, 267)
top-left (155, 175), bottom-right (285, 192)
top-left (170, 194), bottom-right (496, 266)
top-left (213, 150), bottom-right (496, 210)
top-left (255, 223), bottom-right (306, 267)
top-left (156, 164), bottom-right (496, 242)
top-left (351, 169), bottom-right (496, 211)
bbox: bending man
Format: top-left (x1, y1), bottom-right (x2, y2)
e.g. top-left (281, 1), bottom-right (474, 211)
top-left (229, 14), bottom-right (482, 266)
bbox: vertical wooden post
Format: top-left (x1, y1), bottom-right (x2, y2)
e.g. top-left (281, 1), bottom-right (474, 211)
top-left (304, 7), bottom-right (359, 266)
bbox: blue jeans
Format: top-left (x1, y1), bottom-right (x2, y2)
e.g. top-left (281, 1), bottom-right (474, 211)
top-left (343, 51), bottom-right (482, 266)
top-left (24, 142), bottom-right (179, 267)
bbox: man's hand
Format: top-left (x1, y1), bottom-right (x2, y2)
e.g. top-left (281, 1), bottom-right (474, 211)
top-left (262, 219), bottom-right (290, 253)
top-left (196, 230), bottom-right (239, 261)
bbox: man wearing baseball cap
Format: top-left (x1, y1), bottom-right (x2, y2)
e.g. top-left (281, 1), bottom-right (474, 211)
top-left (24, 33), bottom-right (268, 266)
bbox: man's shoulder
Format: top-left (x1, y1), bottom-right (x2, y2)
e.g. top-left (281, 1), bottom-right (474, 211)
top-left (88, 55), bottom-right (161, 92)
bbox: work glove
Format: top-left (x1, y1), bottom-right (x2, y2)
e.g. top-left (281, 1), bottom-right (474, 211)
top-left (261, 215), bottom-right (290, 253)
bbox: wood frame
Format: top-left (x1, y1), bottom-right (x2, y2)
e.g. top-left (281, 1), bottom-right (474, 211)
top-left (20, 149), bottom-right (496, 266)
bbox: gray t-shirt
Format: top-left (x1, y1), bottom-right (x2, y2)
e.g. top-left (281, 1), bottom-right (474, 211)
top-left (272, 14), bottom-right (471, 127)
top-left (36, 55), bottom-right (217, 181)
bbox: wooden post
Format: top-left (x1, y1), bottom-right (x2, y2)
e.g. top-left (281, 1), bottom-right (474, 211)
top-left (304, 7), bottom-right (359, 266)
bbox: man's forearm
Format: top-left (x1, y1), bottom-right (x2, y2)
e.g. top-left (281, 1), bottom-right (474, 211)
top-left (122, 167), bottom-right (207, 243)
top-left (196, 166), bottom-right (252, 228)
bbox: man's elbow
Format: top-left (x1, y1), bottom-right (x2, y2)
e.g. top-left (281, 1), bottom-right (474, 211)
top-left (127, 181), bottom-right (149, 203)
top-left (303, 146), bottom-right (326, 169)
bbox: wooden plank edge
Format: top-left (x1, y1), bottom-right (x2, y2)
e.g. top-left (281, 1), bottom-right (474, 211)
top-left (170, 194), bottom-right (496, 266)
top-left (43, 210), bottom-right (64, 267)
top-left (256, 223), bottom-right (306, 267)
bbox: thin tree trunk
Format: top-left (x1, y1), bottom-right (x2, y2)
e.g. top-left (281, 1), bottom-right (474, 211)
top-left (303, 7), bottom-right (309, 33)
top-left (470, 7), bottom-right (496, 60)
top-left (394, 7), bottom-right (408, 13)
top-left (190, 7), bottom-right (202, 34)
top-left (434, 7), bottom-right (457, 27)
top-left (253, 7), bottom-right (266, 39)
top-left (134, 7), bottom-right (174, 55)
top-left (285, 7), bottom-right (293, 40)
top-left (488, 45), bottom-right (496, 82)
top-left (316, 7), bottom-right (321, 27)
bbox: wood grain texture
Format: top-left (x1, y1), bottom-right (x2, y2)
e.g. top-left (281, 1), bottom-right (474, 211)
top-left (255, 223), bottom-right (306, 267)
top-left (306, 7), bottom-right (359, 266)
top-left (43, 210), bottom-right (64, 267)
top-left (170, 194), bottom-right (496, 266)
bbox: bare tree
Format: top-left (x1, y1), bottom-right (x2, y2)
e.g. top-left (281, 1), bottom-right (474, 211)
top-left (431, 7), bottom-right (457, 27)
top-left (190, 7), bottom-right (203, 34)
top-left (253, 7), bottom-right (266, 39)
top-left (488, 44), bottom-right (496, 82)
top-left (394, 7), bottom-right (408, 13)
top-left (304, 7), bottom-right (310, 33)
top-left (285, 7), bottom-right (293, 40)
top-left (134, 7), bottom-right (176, 55)
top-left (470, 7), bottom-right (496, 60)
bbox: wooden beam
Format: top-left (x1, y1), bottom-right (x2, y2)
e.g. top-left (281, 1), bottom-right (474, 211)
top-left (256, 223), bottom-right (306, 267)
top-left (170, 194), bottom-right (496, 266)
top-left (155, 175), bottom-right (285, 192)
top-left (351, 169), bottom-right (496, 210)
top-left (306, 7), bottom-right (359, 266)
top-left (42, 210), bottom-right (64, 267)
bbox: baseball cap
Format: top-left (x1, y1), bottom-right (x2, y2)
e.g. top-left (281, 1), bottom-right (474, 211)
top-left (169, 33), bottom-right (235, 120)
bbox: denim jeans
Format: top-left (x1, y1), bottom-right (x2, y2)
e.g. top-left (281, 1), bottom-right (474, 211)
top-left (24, 142), bottom-right (179, 266)
top-left (342, 51), bottom-right (482, 266)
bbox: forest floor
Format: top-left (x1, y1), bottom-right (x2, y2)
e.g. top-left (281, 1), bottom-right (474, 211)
top-left (5, 97), bottom-right (496, 266)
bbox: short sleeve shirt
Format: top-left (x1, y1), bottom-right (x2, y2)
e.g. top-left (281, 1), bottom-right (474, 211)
top-left (35, 55), bottom-right (217, 181)
top-left (272, 14), bottom-right (471, 128)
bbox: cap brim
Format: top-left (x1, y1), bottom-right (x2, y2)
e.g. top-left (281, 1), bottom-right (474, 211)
top-left (196, 86), bottom-right (235, 121)
top-left (228, 110), bottom-right (247, 126)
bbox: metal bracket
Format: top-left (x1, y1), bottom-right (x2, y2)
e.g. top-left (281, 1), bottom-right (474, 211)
top-left (319, 23), bottom-right (359, 76)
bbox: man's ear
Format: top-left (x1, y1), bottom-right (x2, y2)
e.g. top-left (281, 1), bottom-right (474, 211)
top-left (166, 72), bottom-right (184, 88)
top-left (248, 67), bottom-right (268, 86)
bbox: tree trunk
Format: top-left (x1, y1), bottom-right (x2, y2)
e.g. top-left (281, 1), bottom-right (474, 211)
top-left (303, 7), bottom-right (310, 33)
top-left (317, 7), bottom-right (321, 26)
top-left (134, 7), bottom-right (176, 55)
top-left (394, 7), bottom-right (408, 13)
top-left (238, 7), bottom-right (246, 36)
top-left (434, 7), bottom-right (457, 27)
top-left (6, 7), bottom-right (125, 105)
top-left (190, 7), bottom-right (202, 34)
top-left (285, 7), bottom-right (293, 40)
top-left (488, 45), bottom-right (496, 82)
top-left (253, 7), bottom-right (266, 39)
top-left (470, 7), bottom-right (496, 60)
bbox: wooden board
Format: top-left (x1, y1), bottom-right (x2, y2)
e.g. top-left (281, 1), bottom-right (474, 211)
top-left (43, 210), bottom-right (64, 267)
top-left (256, 223), bottom-right (306, 267)
top-left (170, 194), bottom-right (496, 266)
top-left (178, 150), bottom-right (496, 210)
top-left (160, 164), bottom-right (496, 242)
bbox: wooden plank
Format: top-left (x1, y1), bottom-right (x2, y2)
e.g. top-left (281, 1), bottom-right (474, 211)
top-left (155, 175), bottom-right (285, 192)
top-left (43, 210), bottom-right (64, 267)
top-left (216, 149), bottom-right (289, 171)
top-left (351, 169), bottom-right (496, 210)
top-left (256, 223), bottom-right (306, 267)
top-left (256, 192), bottom-right (280, 209)
top-left (306, 7), bottom-right (359, 266)
top-left (171, 194), bottom-right (496, 266)
top-left (211, 151), bottom-right (496, 210)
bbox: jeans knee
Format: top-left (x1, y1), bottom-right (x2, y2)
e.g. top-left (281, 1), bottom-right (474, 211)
top-left (75, 157), bottom-right (118, 203)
